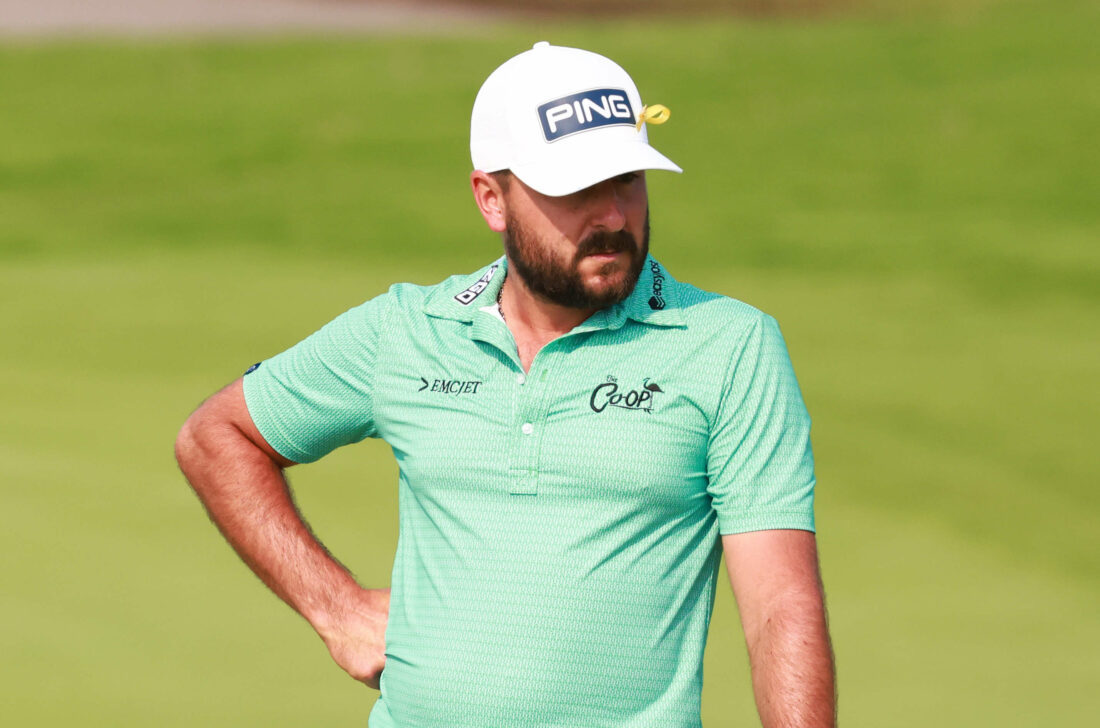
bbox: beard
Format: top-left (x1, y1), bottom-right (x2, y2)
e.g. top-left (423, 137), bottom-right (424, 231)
top-left (502, 209), bottom-right (650, 310)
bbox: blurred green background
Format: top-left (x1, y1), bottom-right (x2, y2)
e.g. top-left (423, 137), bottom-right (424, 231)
top-left (2, 0), bottom-right (1097, 725)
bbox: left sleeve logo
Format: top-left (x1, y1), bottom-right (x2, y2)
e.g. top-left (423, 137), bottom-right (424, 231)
top-left (538, 88), bottom-right (636, 142)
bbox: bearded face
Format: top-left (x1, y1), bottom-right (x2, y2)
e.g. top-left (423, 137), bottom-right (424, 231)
top-left (502, 208), bottom-right (650, 310)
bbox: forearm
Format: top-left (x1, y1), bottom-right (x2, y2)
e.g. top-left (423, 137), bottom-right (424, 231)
top-left (745, 592), bottom-right (836, 728)
top-left (175, 414), bottom-right (359, 636)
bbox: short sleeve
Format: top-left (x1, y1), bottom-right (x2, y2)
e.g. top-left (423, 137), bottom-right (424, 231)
top-left (241, 294), bottom-right (387, 464)
top-left (706, 314), bottom-right (816, 535)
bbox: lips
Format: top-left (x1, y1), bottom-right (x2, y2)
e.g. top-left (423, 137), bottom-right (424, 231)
top-left (576, 231), bottom-right (636, 261)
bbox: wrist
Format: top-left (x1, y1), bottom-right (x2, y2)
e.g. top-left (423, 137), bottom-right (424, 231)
top-left (308, 585), bottom-right (386, 644)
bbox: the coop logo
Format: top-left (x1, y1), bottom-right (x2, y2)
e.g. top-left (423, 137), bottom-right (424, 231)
top-left (538, 88), bottom-right (636, 142)
top-left (589, 376), bottom-right (664, 414)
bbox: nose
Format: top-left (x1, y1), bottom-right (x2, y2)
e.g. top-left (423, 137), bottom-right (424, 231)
top-left (589, 180), bottom-right (627, 232)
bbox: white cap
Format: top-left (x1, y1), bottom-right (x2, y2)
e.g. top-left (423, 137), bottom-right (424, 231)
top-left (471, 41), bottom-right (682, 197)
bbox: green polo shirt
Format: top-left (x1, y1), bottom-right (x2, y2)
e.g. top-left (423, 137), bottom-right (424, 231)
top-left (242, 255), bottom-right (815, 728)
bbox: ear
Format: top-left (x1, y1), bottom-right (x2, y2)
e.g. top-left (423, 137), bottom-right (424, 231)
top-left (470, 170), bottom-right (508, 233)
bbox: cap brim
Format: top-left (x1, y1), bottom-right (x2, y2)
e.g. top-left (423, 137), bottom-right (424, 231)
top-left (510, 136), bottom-right (682, 197)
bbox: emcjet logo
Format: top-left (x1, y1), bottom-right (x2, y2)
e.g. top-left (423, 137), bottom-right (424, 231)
top-left (538, 88), bottom-right (636, 142)
top-left (455, 263), bottom-right (499, 305)
top-left (418, 377), bottom-right (483, 395)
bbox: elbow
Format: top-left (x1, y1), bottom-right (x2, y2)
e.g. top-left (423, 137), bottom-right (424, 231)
top-left (745, 587), bottom-right (829, 651)
top-left (174, 412), bottom-right (202, 474)
top-left (174, 408), bottom-right (236, 501)
top-left (175, 404), bottom-right (225, 478)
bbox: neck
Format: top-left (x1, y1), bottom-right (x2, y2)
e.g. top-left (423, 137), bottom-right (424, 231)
top-left (498, 267), bottom-right (597, 338)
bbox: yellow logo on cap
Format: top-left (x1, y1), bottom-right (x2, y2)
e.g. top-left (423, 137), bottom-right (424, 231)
top-left (635, 104), bottom-right (671, 131)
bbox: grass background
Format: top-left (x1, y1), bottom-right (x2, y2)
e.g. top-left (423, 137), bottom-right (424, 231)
top-left (2, 0), bottom-right (1098, 724)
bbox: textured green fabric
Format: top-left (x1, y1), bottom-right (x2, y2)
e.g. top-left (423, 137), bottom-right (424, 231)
top-left (242, 256), bottom-right (815, 727)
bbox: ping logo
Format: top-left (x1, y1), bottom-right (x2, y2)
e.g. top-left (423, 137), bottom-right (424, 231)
top-left (538, 88), bottom-right (635, 142)
top-left (455, 263), bottom-right (499, 305)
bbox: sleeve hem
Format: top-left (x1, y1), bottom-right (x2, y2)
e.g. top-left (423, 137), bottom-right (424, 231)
top-left (242, 372), bottom-right (318, 465)
top-left (717, 510), bottom-right (816, 536)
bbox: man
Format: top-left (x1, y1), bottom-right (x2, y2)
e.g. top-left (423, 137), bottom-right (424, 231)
top-left (176, 42), bottom-right (836, 727)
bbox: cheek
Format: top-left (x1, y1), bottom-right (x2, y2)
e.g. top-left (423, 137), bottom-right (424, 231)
top-left (532, 232), bottom-right (576, 269)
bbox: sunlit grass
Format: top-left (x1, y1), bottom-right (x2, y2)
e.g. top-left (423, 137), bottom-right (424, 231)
top-left (1, 1), bottom-right (1097, 724)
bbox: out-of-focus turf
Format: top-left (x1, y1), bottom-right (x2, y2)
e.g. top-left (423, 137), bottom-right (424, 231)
top-left (1, 1), bottom-right (1097, 725)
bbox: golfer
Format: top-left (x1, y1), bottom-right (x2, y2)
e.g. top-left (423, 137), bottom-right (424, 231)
top-left (176, 42), bottom-right (836, 727)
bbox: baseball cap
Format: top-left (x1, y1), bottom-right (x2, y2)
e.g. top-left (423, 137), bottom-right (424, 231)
top-left (471, 41), bottom-right (682, 197)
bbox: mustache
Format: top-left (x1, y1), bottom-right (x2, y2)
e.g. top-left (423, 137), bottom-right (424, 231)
top-left (574, 230), bottom-right (637, 260)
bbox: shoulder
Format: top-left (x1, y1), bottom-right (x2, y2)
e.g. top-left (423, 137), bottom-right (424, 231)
top-left (659, 266), bottom-right (779, 348)
top-left (677, 280), bottom-right (772, 326)
top-left (342, 259), bottom-right (503, 329)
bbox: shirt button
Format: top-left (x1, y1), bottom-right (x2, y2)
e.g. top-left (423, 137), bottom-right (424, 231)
top-left (521, 423), bottom-right (534, 435)
top-left (516, 373), bottom-right (526, 385)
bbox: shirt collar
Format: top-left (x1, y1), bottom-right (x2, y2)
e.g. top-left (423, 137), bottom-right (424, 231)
top-left (423, 257), bottom-right (508, 324)
top-left (422, 254), bottom-right (685, 329)
top-left (620, 255), bottom-right (685, 329)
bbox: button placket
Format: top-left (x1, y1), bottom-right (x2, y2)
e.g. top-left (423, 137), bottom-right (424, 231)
top-left (507, 342), bottom-right (568, 496)
top-left (508, 360), bottom-right (539, 495)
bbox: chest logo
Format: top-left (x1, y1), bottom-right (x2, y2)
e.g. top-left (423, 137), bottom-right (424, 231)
top-left (589, 376), bottom-right (663, 414)
top-left (419, 377), bottom-right (483, 395)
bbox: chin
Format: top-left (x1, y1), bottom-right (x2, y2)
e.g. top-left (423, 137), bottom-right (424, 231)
top-left (582, 266), bottom-right (626, 288)
top-left (582, 252), bottom-right (631, 275)
top-left (577, 253), bottom-right (642, 300)
top-left (582, 273), bottom-right (634, 305)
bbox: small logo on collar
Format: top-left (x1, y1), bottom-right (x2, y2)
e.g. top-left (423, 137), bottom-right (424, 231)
top-left (648, 260), bottom-right (666, 310)
top-left (455, 264), bottom-right (499, 305)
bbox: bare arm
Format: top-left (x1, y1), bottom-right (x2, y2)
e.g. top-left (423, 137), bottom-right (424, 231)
top-left (722, 529), bottom-right (836, 728)
top-left (174, 378), bottom-right (388, 687)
